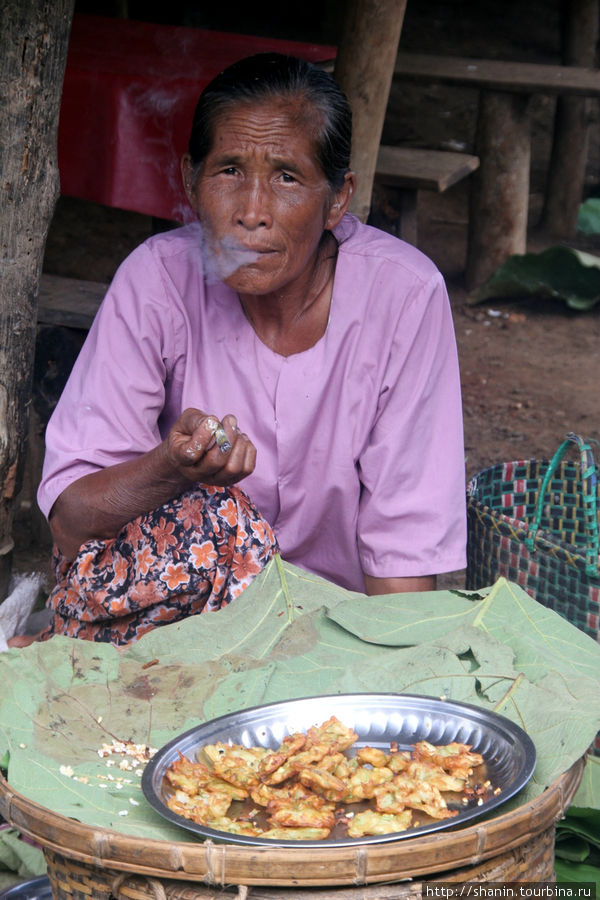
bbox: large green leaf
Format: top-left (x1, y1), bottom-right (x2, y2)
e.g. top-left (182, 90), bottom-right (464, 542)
top-left (554, 859), bottom-right (600, 889)
top-left (0, 827), bottom-right (47, 892)
top-left (578, 197), bottom-right (600, 235)
top-left (328, 578), bottom-right (600, 681)
top-left (0, 561), bottom-right (598, 841)
top-left (467, 246), bottom-right (600, 311)
top-left (555, 774), bottom-right (600, 890)
top-left (555, 834), bottom-right (593, 863)
top-left (570, 755), bottom-right (600, 810)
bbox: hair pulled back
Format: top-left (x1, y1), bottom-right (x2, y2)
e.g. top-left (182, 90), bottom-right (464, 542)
top-left (188, 53), bottom-right (352, 190)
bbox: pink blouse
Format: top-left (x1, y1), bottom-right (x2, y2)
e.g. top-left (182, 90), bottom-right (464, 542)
top-left (38, 215), bottom-right (466, 591)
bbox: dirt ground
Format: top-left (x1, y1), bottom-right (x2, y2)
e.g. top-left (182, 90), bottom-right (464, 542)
top-left (419, 196), bottom-right (600, 481)
top-left (11, 0), bottom-right (600, 589)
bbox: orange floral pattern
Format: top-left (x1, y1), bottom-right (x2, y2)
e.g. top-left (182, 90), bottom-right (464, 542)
top-left (39, 485), bottom-right (278, 646)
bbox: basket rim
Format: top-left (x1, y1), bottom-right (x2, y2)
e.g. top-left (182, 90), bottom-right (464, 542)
top-left (0, 759), bottom-right (584, 887)
top-left (467, 496), bottom-right (600, 577)
top-left (467, 455), bottom-right (583, 481)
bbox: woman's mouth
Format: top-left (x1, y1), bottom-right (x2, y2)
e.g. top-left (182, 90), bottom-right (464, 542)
top-left (200, 228), bottom-right (280, 283)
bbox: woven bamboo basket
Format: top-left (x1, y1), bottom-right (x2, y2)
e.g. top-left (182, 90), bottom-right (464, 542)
top-left (0, 759), bottom-right (584, 896)
top-left (466, 432), bottom-right (600, 643)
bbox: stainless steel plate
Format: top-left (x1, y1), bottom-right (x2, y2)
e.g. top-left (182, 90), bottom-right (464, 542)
top-left (0, 878), bottom-right (52, 900)
top-left (142, 693), bottom-right (536, 847)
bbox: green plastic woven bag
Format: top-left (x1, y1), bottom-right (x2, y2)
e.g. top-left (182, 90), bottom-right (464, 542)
top-left (466, 432), bottom-right (599, 752)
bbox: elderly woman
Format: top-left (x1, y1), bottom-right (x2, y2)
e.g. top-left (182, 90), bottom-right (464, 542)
top-left (31, 52), bottom-right (465, 645)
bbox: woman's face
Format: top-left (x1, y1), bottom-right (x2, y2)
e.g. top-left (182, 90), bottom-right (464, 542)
top-left (183, 96), bottom-right (353, 297)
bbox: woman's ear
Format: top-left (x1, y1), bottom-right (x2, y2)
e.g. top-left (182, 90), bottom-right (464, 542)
top-left (180, 153), bottom-right (198, 210)
top-left (325, 171), bottom-right (356, 229)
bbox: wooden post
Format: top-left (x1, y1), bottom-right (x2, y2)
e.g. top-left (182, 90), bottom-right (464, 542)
top-left (0, 0), bottom-right (75, 598)
top-left (540, 0), bottom-right (599, 237)
top-left (334, 0), bottom-right (408, 223)
top-left (465, 92), bottom-right (532, 290)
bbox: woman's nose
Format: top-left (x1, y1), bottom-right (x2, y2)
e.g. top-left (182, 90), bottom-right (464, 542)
top-left (235, 180), bottom-right (272, 229)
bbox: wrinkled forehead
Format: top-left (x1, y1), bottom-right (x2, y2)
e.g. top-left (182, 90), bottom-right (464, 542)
top-left (208, 93), bottom-right (325, 159)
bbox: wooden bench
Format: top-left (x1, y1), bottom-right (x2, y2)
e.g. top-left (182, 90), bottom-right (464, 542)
top-left (38, 273), bottom-right (107, 330)
top-left (393, 52), bottom-right (600, 287)
top-left (22, 275), bottom-right (109, 544)
top-left (373, 145), bottom-right (480, 245)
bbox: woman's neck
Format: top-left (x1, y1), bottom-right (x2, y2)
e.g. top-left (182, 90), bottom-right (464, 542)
top-left (238, 232), bottom-right (338, 357)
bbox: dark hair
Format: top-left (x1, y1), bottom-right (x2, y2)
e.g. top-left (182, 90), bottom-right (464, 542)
top-left (188, 53), bottom-right (352, 190)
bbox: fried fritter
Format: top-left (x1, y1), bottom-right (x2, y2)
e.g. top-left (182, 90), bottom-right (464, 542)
top-left (205, 815), bottom-right (264, 837)
top-left (164, 752), bottom-right (211, 795)
top-left (305, 716), bottom-right (358, 751)
top-left (347, 809), bottom-right (412, 837)
top-left (413, 740), bottom-right (484, 779)
top-left (203, 741), bottom-right (269, 790)
top-left (356, 746), bottom-right (390, 768)
top-left (297, 766), bottom-right (347, 799)
top-left (404, 759), bottom-right (466, 792)
top-left (340, 765), bottom-right (394, 802)
top-left (250, 780), bottom-right (318, 807)
top-left (387, 750), bottom-right (412, 773)
top-left (374, 777), bottom-right (458, 820)
top-left (257, 732), bottom-right (307, 779)
top-left (330, 753), bottom-right (360, 780)
top-left (163, 720), bottom-right (492, 842)
top-left (166, 787), bottom-right (232, 823)
top-left (261, 742), bottom-right (333, 785)
top-left (165, 752), bottom-right (248, 800)
top-left (260, 826), bottom-right (332, 840)
top-left (264, 782), bottom-right (331, 812)
top-left (267, 797), bottom-right (336, 829)
top-left (202, 741), bottom-right (268, 767)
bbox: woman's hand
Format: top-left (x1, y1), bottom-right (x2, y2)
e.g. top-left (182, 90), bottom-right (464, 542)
top-left (165, 408), bottom-right (256, 486)
top-left (49, 407), bottom-right (256, 562)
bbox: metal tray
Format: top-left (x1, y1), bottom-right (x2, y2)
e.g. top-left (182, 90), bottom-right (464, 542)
top-left (0, 878), bottom-right (52, 900)
top-left (142, 693), bottom-right (537, 848)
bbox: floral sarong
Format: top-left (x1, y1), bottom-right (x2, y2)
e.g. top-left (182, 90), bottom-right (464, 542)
top-left (39, 485), bottom-right (278, 646)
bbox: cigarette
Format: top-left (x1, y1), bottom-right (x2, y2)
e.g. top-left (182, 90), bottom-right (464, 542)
top-left (205, 416), bottom-right (233, 453)
top-left (213, 422), bottom-right (232, 453)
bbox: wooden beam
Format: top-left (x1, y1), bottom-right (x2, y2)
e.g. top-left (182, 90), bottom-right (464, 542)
top-left (334, 0), bottom-right (408, 222)
top-left (540, 0), bottom-right (599, 237)
top-left (466, 93), bottom-right (532, 289)
top-left (394, 52), bottom-right (600, 96)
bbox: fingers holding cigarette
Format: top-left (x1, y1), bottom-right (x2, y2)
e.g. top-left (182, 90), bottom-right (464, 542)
top-left (208, 414), bottom-right (256, 480)
top-left (205, 416), bottom-right (233, 454)
top-left (180, 413), bottom-right (234, 461)
top-left (171, 409), bottom-right (256, 485)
